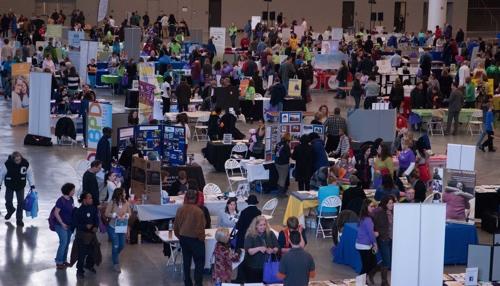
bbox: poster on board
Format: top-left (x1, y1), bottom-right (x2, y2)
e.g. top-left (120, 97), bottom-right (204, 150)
top-left (135, 125), bottom-right (162, 157)
top-left (28, 72), bottom-right (51, 138)
top-left (251, 16), bottom-right (261, 30)
top-left (117, 127), bottom-right (135, 157)
top-left (163, 125), bottom-right (187, 166)
top-left (11, 63), bottom-right (31, 126)
top-left (288, 79), bottom-right (302, 97)
top-left (209, 27), bottom-right (226, 59)
top-left (293, 25), bottom-right (305, 38)
top-left (68, 31), bottom-right (85, 50)
top-left (46, 24), bottom-right (63, 38)
top-left (331, 28), bottom-right (344, 41)
top-left (282, 28), bottom-right (291, 41)
top-left (138, 62), bottom-right (159, 123)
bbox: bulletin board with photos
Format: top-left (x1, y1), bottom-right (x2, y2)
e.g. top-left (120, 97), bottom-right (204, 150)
top-left (162, 125), bottom-right (186, 166)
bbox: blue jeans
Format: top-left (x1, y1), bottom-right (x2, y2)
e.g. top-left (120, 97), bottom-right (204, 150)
top-left (88, 74), bottom-right (96, 88)
top-left (476, 130), bottom-right (487, 147)
top-left (55, 224), bottom-right (73, 264)
top-left (378, 238), bottom-right (392, 268)
top-left (109, 226), bottom-right (125, 265)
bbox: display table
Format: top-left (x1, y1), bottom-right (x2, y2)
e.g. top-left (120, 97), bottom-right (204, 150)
top-left (240, 159), bottom-right (270, 183)
top-left (164, 111), bottom-right (210, 122)
top-left (203, 141), bottom-right (244, 172)
top-left (101, 74), bottom-right (120, 85)
top-left (474, 185), bottom-right (500, 219)
top-left (283, 97), bottom-right (306, 111)
top-left (50, 114), bottom-right (83, 134)
top-left (333, 222), bottom-right (478, 273)
top-left (50, 100), bottom-right (81, 114)
top-left (412, 108), bottom-right (481, 124)
top-left (239, 98), bottom-right (265, 121)
top-left (283, 191), bottom-right (318, 226)
top-left (136, 195), bottom-right (248, 221)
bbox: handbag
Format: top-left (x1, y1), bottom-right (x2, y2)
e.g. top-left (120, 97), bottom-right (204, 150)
top-left (263, 254), bottom-right (283, 284)
top-left (229, 227), bottom-right (238, 249)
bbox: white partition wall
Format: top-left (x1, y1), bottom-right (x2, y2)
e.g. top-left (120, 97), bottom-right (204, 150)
top-left (28, 72), bottom-right (52, 138)
top-left (391, 203), bottom-right (446, 286)
top-left (391, 204), bottom-right (421, 286)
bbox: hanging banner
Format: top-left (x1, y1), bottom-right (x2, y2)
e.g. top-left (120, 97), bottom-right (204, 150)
top-left (293, 25), bottom-right (305, 38)
top-left (282, 28), bottom-right (291, 41)
top-left (11, 63), bottom-right (31, 126)
top-left (321, 40), bottom-right (339, 54)
top-left (138, 62), bottom-right (159, 123)
top-left (68, 31), bottom-right (85, 50)
top-left (288, 79), bottom-right (302, 97)
top-left (46, 24), bottom-right (63, 38)
top-left (163, 125), bottom-right (187, 166)
top-left (97, 0), bottom-right (109, 22)
top-left (28, 72), bottom-right (51, 137)
top-left (331, 28), bottom-right (344, 41)
top-left (251, 16), bottom-right (261, 30)
top-left (86, 102), bottom-right (113, 157)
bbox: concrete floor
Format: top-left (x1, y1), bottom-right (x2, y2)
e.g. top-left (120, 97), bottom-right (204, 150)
top-left (0, 89), bottom-right (497, 286)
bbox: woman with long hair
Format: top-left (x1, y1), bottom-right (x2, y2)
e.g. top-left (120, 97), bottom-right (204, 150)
top-left (274, 132), bottom-right (291, 196)
top-left (105, 187), bottom-right (131, 273)
top-left (53, 183), bottom-right (76, 269)
top-left (244, 216), bottom-right (279, 283)
top-left (373, 196), bottom-right (396, 286)
top-left (356, 199), bottom-right (380, 284)
top-left (219, 197), bottom-right (240, 228)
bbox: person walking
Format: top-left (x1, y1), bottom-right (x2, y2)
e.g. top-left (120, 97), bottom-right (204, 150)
top-left (175, 77), bottom-right (191, 112)
top-left (446, 82), bottom-right (464, 135)
top-left (0, 151), bottom-right (35, 227)
top-left (275, 133), bottom-right (291, 196)
top-left (373, 196), bottom-right (395, 286)
top-left (53, 183), bottom-right (76, 269)
top-left (105, 187), bottom-right (131, 273)
top-left (323, 107), bottom-right (347, 153)
top-left (356, 199), bottom-right (380, 285)
top-left (82, 160), bottom-right (102, 207)
top-left (479, 102), bottom-right (496, 152)
top-left (174, 189), bottom-right (206, 286)
top-left (277, 231), bottom-right (316, 286)
top-left (73, 192), bottom-right (99, 279)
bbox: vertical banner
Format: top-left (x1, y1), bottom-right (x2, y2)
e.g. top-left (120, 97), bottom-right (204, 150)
top-left (11, 63), bottom-right (31, 126)
top-left (86, 102), bottom-right (112, 157)
top-left (163, 125), bottom-right (186, 166)
top-left (331, 28), bottom-right (343, 40)
top-left (209, 27), bottom-right (226, 60)
top-left (28, 72), bottom-right (51, 137)
top-left (138, 62), bottom-right (159, 123)
top-left (97, 0), bottom-right (109, 22)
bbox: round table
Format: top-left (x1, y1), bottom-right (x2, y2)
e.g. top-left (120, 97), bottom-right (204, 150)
top-left (101, 75), bottom-right (121, 95)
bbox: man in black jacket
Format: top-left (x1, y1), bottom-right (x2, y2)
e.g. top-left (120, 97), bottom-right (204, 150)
top-left (175, 78), bottom-right (191, 112)
top-left (233, 195), bottom-right (261, 282)
top-left (95, 127), bottom-right (112, 171)
top-left (0, 152), bottom-right (35, 227)
top-left (82, 160), bottom-right (102, 206)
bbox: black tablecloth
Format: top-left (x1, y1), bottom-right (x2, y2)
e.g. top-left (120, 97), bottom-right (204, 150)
top-left (126, 89), bottom-right (139, 109)
top-left (283, 98), bottom-right (306, 111)
top-left (203, 142), bottom-right (236, 172)
top-left (240, 99), bottom-right (263, 121)
top-left (162, 164), bottom-right (206, 188)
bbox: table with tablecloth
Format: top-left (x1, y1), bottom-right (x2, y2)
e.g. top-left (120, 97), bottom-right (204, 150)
top-left (333, 222), bottom-right (478, 273)
top-left (239, 98), bottom-right (265, 121)
top-left (50, 100), bottom-right (81, 114)
top-left (136, 195), bottom-right (248, 221)
top-left (164, 111), bottom-right (211, 122)
top-left (412, 108), bottom-right (481, 124)
top-left (474, 185), bottom-right (500, 219)
top-left (101, 74), bottom-right (121, 85)
top-left (283, 191), bottom-right (319, 226)
top-left (50, 114), bottom-right (83, 134)
top-left (283, 97), bottom-right (306, 111)
top-left (240, 159), bottom-right (270, 182)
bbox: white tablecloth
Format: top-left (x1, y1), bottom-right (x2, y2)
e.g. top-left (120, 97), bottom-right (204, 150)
top-left (164, 111), bottom-right (210, 122)
top-left (136, 195), bottom-right (248, 221)
top-left (240, 160), bottom-right (270, 183)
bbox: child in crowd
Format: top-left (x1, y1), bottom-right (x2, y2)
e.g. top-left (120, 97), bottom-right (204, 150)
top-left (212, 228), bottom-right (240, 283)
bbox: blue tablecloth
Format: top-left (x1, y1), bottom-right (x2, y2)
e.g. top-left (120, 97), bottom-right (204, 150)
top-left (332, 222), bottom-right (478, 273)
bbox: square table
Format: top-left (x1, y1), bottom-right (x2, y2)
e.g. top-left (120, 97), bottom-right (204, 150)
top-left (240, 159), bottom-right (270, 183)
top-left (283, 191), bottom-right (319, 227)
top-left (333, 222), bottom-right (479, 273)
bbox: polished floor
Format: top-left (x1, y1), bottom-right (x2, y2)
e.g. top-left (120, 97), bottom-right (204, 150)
top-left (0, 88), bottom-right (497, 286)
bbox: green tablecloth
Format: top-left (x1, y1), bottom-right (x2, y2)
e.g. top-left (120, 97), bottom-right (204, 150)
top-left (101, 75), bottom-right (121, 85)
top-left (412, 108), bottom-right (481, 123)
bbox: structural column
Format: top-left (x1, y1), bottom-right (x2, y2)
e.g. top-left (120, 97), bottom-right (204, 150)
top-left (427, 0), bottom-right (447, 31)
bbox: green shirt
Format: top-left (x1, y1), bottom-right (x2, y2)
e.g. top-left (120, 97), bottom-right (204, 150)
top-left (170, 42), bottom-right (181, 56)
top-left (465, 83), bottom-right (476, 103)
top-left (229, 26), bottom-right (238, 37)
top-left (245, 86), bottom-right (255, 100)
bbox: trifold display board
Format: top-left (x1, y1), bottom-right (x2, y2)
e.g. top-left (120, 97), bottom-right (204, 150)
top-left (347, 109), bottom-right (396, 143)
top-left (130, 157), bottom-right (162, 204)
top-left (118, 124), bottom-right (186, 166)
top-left (391, 203), bottom-right (446, 286)
top-left (264, 112), bottom-right (325, 161)
top-left (467, 244), bottom-right (500, 282)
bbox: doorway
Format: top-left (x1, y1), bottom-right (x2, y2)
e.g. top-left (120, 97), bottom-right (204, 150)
top-left (394, 1), bottom-right (407, 32)
top-left (422, 2), bottom-right (428, 31)
top-left (446, 2), bottom-right (453, 26)
top-left (208, 0), bottom-right (222, 28)
top-left (342, 1), bottom-right (355, 30)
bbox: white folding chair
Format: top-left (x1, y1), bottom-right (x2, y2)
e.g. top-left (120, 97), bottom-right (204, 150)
top-left (203, 183), bottom-right (222, 195)
top-left (467, 110), bottom-right (483, 136)
top-left (316, 195), bottom-right (342, 239)
top-left (262, 198), bottom-right (278, 218)
top-left (230, 143), bottom-right (248, 160)
top-left (224, 159), bottom-right (247, 192)
top-left (235, 182), bottom-right (250, 199)
top-left (192, 114), bottom-right (210, 141)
